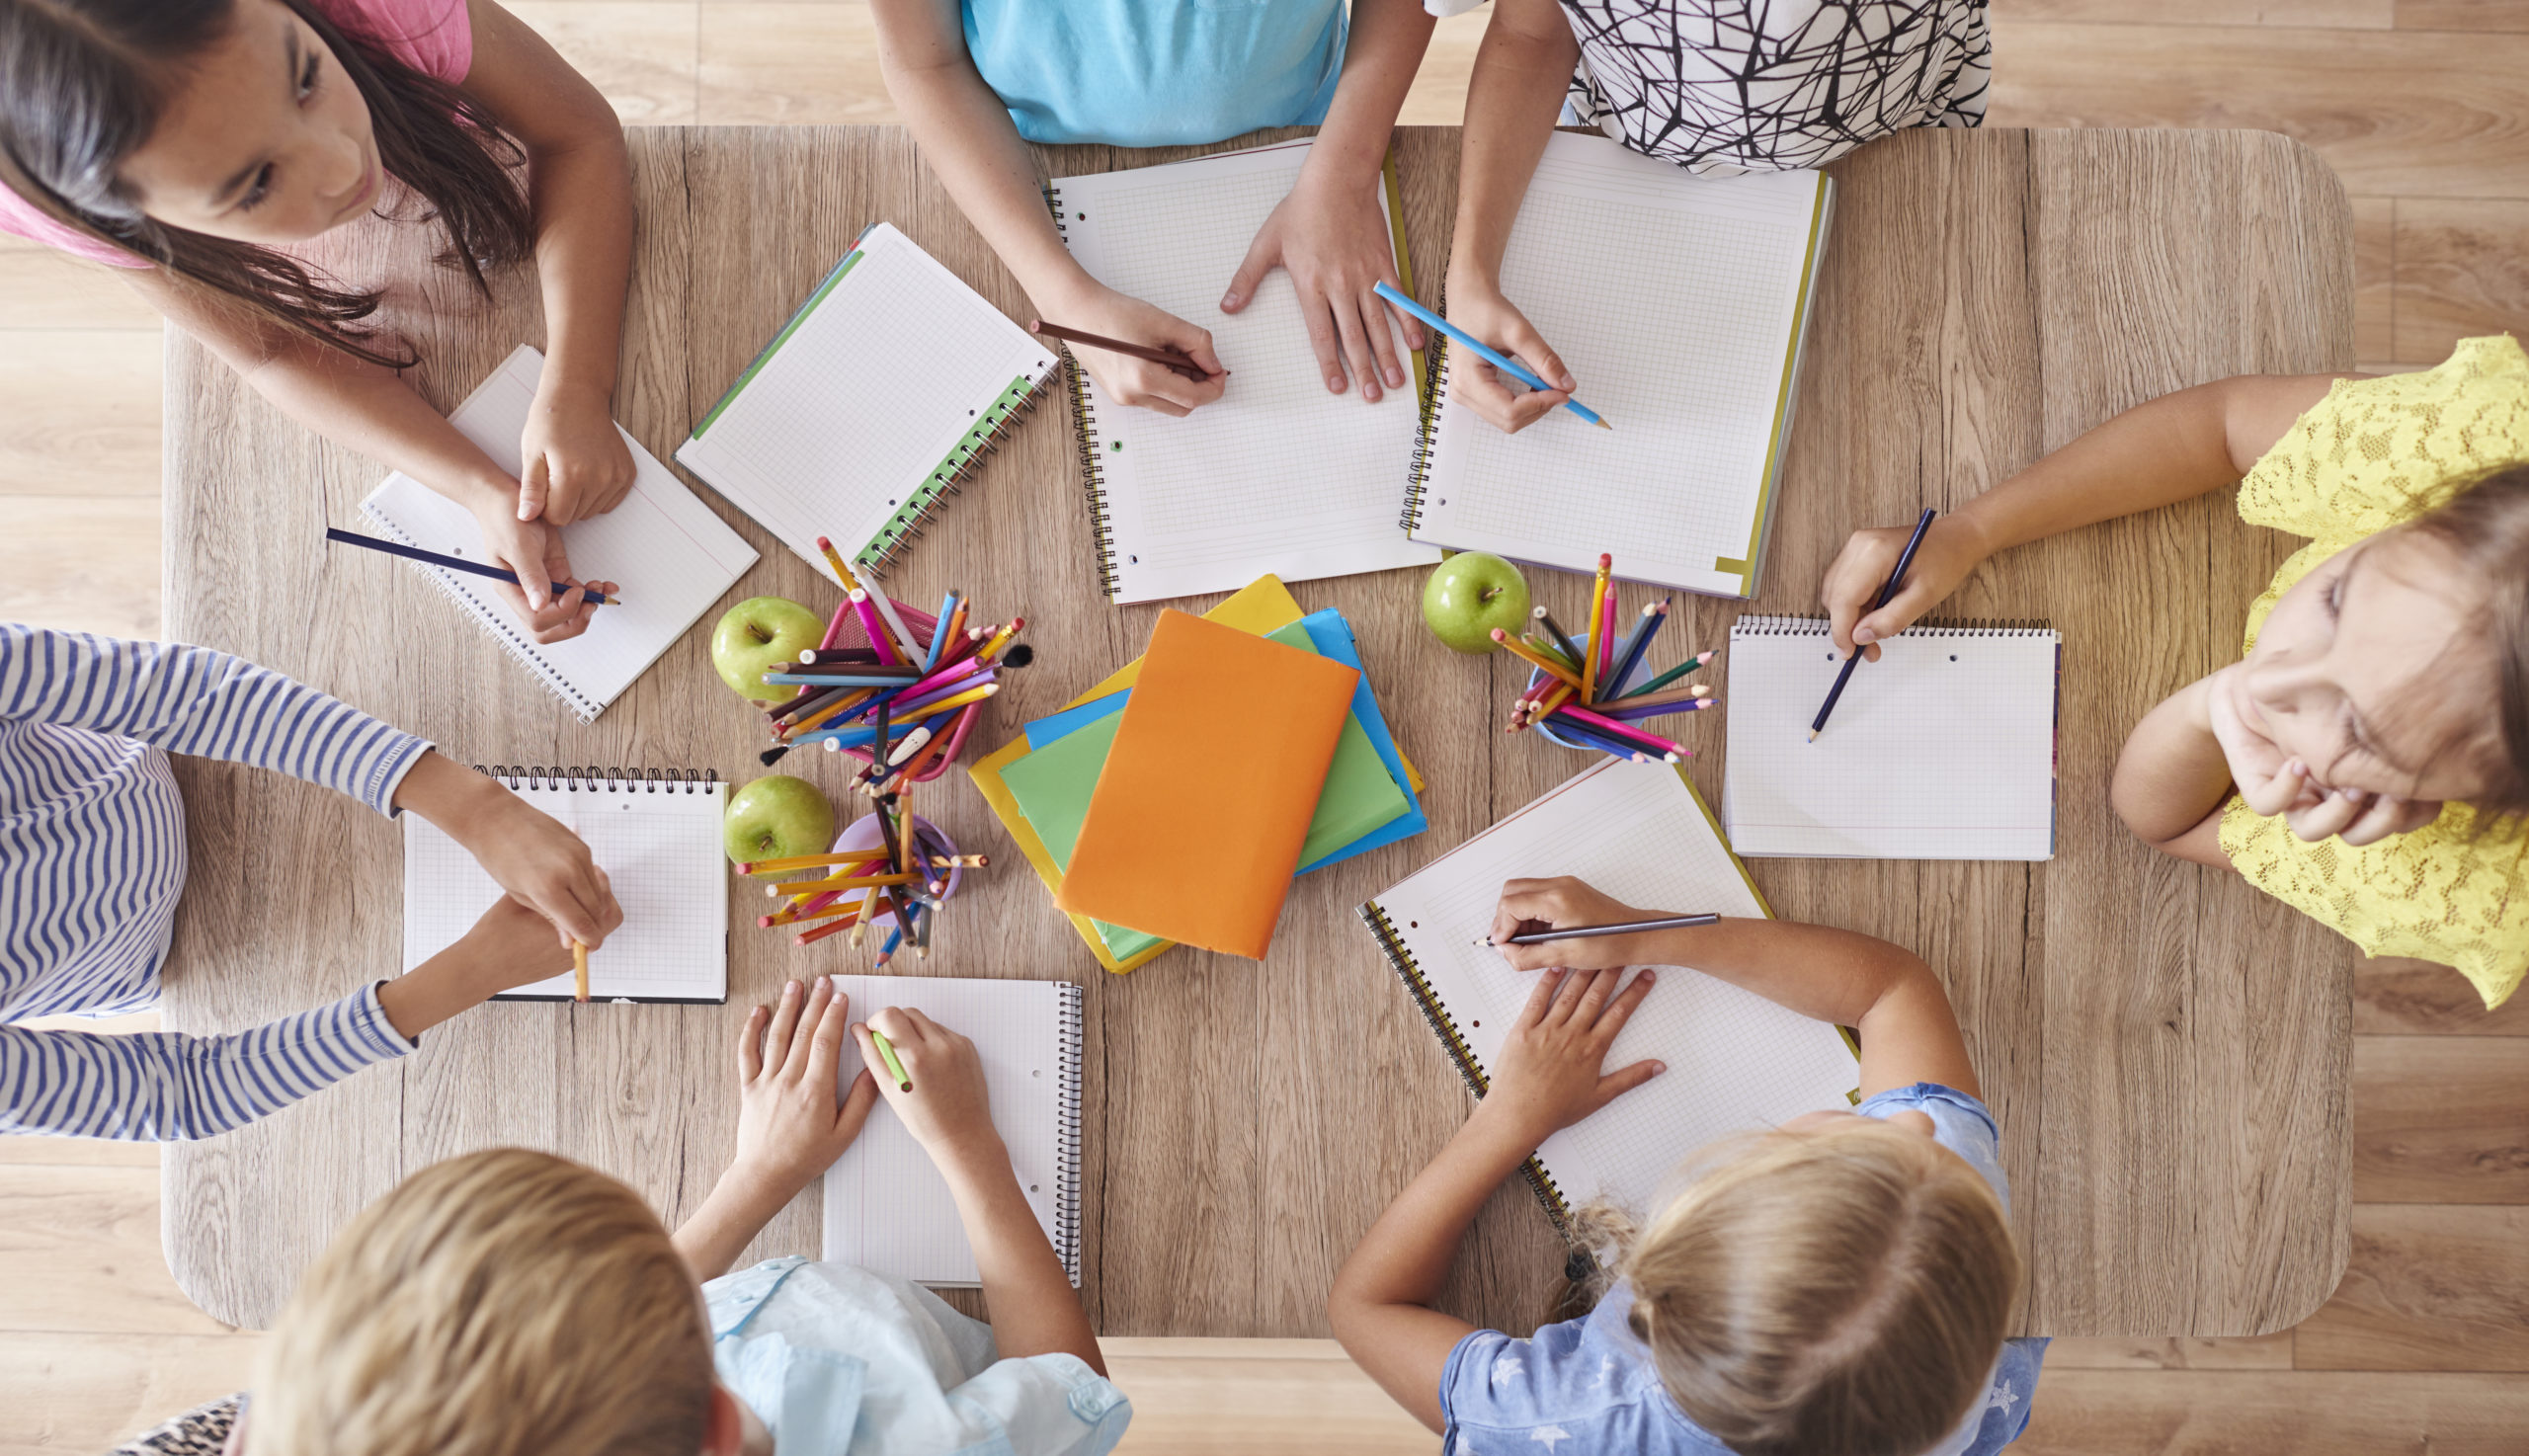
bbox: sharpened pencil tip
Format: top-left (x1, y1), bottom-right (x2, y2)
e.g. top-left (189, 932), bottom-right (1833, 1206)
top-left (1594, 418), bottom-right (1613, 431)
top-left (1806, 729), bottom-right (1821, 742)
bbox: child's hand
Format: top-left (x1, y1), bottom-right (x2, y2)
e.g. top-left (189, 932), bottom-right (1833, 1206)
top-left (853, 1007), bottom-right (1003, 1170)
top-left (2204, 665), bottom-right (2442, 846)
top-left (1477, 967), bottom-right (1665, 1146)
top-left (519, 377), bottom-right (636, 526)
top-left (1489, 876), bottom-right (1659, 972)
top-left (1435, 272), bottom-right (1572, 435)
top-left (452, 894), bottom-right (594, 994)
top-left (1221, 169), bottom-right (1422, 405)
top-left (1051, 283), bottom-right (1227, 417)
top-left (406, 761), bottom-right (622, 949)
top-left (1819, 515), bottom-right (1991, 660)
top-left (731, 978), bottom-right (881, 1201)
top-left (466, 498), bottom-right (618, 644)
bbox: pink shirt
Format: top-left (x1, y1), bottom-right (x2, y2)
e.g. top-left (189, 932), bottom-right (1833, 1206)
top-left (0, 0), bottom-right (474, 267)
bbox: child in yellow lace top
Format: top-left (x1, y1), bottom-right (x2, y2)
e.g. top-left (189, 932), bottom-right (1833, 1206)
top-left (1817, 336), bottom-right (2529, 1009)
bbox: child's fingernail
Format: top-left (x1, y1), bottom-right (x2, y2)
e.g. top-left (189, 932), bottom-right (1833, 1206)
top-left (1221, 291), bottom-right (1240, 308)
top-left (1854, 627), bottom-right (1876, 644)
top-left (1652, 1061), bottom-right (1668, 1076)
top-left (782, 981), bottom-right (800, 998)
top-left (1327, 372), bottom-right (1346, 392)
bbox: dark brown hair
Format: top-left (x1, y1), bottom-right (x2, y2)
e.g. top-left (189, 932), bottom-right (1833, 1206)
top-left (0, 0), bottom-right (533, 367)
top-left (2405, 460), bottom-right (2529, 818)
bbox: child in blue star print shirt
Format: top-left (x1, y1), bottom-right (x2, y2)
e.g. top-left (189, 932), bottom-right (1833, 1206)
top-left (1330, 876), bottom-right (2045, 1456)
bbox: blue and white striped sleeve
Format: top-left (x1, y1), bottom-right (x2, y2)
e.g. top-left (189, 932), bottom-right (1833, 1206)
top-left (0, 985), bottom-right (415, 1140)
top-left (0, 625), bottom-right (430, 815)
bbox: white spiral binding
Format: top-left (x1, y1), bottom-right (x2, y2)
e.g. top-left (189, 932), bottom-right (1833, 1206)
top-left (473, 766), bottom-right (721, 794)
top-left (1053, 982), bottom-right (1086, 1288)
top-left (1732, 613), bottom-right (2054, 638)
top-left (358, 505), bottom-right (605, 722)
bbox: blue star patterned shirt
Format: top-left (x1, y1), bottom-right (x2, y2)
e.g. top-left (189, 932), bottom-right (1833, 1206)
top-left (1438, 1083), bottom-right (2045, 1455)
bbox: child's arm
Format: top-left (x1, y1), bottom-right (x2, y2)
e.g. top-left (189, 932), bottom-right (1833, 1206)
top-left (852, 1006), bottom-right (1106, 1375)
top-left (1219, 0), bottom-right (1435, 404)
top-left (1329, 966), bottom-right (1662, 1431)
top-left (1488, 877), bottom-right (1977, 1099)
top-left (1434, 0), bottom-right (1581, 435)
top-left (1820, 372), bottom-right (2353, 659)
top-left (868, 0), bottom-right (1226, 418)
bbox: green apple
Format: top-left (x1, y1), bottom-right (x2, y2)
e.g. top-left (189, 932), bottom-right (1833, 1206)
top-left (712, 596), bottom-right (826, 704)
top-left (1422, 551), bottom-right (1531, 654)
top-left (723, 774), bottom-right (836, 865)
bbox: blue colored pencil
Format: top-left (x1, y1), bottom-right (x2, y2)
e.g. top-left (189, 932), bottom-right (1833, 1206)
top-left (1603, 601), bottom-right (1669, 697)
top-left (762, 672), bottom-right (929, 688)
top-left (1371, 283), bottom-right (1612, 431)
top-left (921, 590), bottom-right (958, 674)
top-left (873, 925), bottom-right (903, 967)
top-left (1543, 717), bottom-right (1655, 763)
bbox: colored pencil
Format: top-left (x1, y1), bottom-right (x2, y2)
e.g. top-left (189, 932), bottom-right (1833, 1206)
top-left (795, 915), bottom-right (860, 946)
top-left (921, 590), bottom-right (959, 674)
top-left (850, 591), bottom-right (901, 667)
top-left (853, 884), bottom-right (882, 946)
top-left (1605, 601), bottom-right (1669, 697)
top-left (1621, 650), bottom-right (1719, 700)
top-left (799, 645), bottom-right (880, 666)
top-left (1370, 283), bottom-right (1610, 429)
top-left (1812, 508), bottom-right (1936, 741)
top-left (572, 941), bottom-right (590, 1003)
top-left (1594, 577), bottom-right (1619, 697)
top-left (761, 671), bottom-right (929, 688)
top-left (814, 534), bottom-right (865, 593)
top-left (1532, 607), bottom-right (1586, 672)
top-left (1554, 702), bottom-right (1686, 759)
top-left (738, 850), bottom-right (893, 874)
top-left (325, 527), bottom-right (616, 605)
top-left (1493, 628), bottom-right (1584, 688)
top-left (1028, 319), bottom-right (1219, 382)
top-left (976, 616), bottom-right (1024, 663)
top-left (762, 901), bottom-right (859, 929)
top-left (864, 590), bottom-right (920, 666)
top-left (1548, 718), bottom-right (1654, 763)
top-left (1594, 697), bottom-right (1716, 722)
top-left (767, 870), bottom-right (922, 896)
top-left (1481, 913), bottom-right (1721, 947)
top-left (1604, 682), bottom-right (1713, 712)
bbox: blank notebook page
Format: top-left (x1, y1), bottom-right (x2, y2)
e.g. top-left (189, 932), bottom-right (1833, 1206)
top-left (1414, 133), bottom-right (1826, 597)
top-left (1055, 142), bottom-right (1437, 603)
top-left (1367, 759), bottom-right (1855, 1219)
top-left (402, 779), bottom-right (728, 1001)
top-left (821, 977), bottom-right (1081, 1287)
top-left (361, 346), bottom-right (759, 722)
top-left (1722, 617), bottom-right (2061, 860)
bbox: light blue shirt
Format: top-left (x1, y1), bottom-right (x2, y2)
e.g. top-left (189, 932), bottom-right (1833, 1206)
top-left (1439, 1084), bottom-right (2046, 1455)
top-left (706, 1256), bottom-right (1131, 1456)
top-left (961, 0), bottom-right (1346, 146)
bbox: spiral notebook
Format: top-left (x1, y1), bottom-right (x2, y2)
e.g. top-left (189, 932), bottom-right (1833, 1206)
top-left (820, 976), bottom-right (1084, 1288)
top-left (1722, 616), bottom-right (2062, 860)
top-left (1356, 759), bottom-right (1857, 1231)
top-left (359, 348), bottom-right (760, 722)
top-left (1402, 133), bottom-right (1832, 598)
top-left (400, 767), bottom-right (728, 1003)
top-left (676, 222), bottom-right (1062, 584)
top-left (1050, 140), bottom-right (1440, 603)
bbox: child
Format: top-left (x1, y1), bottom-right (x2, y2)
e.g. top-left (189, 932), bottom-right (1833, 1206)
top-left (1437, 0), bottom-right (1990, 433)
top-left (1819, 336), bottom-right (2529, 1008)
top-left (2, 623), bottom-right (622, 1140)
top-left (1331, 875), bottom-right (2043, 1456)
top-left (0, 0), bottom-right (636, 642)
top-left (869, 0), bottom-right (1437, 415)
top-left (224, 976), bottom-right (1130, 1456)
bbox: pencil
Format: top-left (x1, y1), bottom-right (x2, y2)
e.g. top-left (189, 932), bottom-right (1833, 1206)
top-left (325, 527), bottom-right (616, 606)
top-left (868, 1026), bottom-right (912, 1090)
top-left (1582, 554), bottom-right (1610, 703)
top-left (766, 869), bottom-right (923, 896)
top-left (976, 616), bottom-right (1024, 664)
top-left (739, 851), bottom-right (891, 874)
top-left (1593, 697), bottom-right (1716, 722)
top-left (795, 915), bottom-right (860, 946)
top-left (850, 591), bottom-right (900, 667)
top-left (1492, 628), bottom-right (1584, 688)
top-left (1605, 601), bottom-right (1670, 698)
top-left (571, 941), bottom-right (590, 1003)
top-left (1480, 913), bottom-right (1721, 947)
top-left (1029, 319), bottom-right (1220, 382)
top-left (1595, 577), bottom-right (1619, 698)
top-left (1620, 649), bottom-right (1719, 701)
top-left (1532, 607), bottom-right (1586, 673)
top-left (814, 534), bottom-right (865, 593)
top-left (1812, 508), bottom-right (1937, 741)
top-left (1555, 701), bottom-right (1687, 758)
top-left (864, 591), bottom-right (920, 666)
top-left (1370, 283), bottom-right (1610, 429)
top-left (853, 884), bottom-right (882, 946)
top-left (921, 590), bottom-right (959, 674)
top-left (1546, 718), bottom-right (1653, 763)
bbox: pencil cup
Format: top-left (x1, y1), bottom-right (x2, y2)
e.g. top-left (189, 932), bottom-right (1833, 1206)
top-left (1520, 665), bottom-right (1596, 754)
top-left (833, 813), bottom-right (965, 902)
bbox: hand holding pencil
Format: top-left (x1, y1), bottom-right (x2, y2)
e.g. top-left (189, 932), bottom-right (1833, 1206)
top-left (1404, 275), bottom-right (1591, 436)
top-left (1031, 285), bottom-right (1226, 418)
top-left (1487, 876), bottom-right (1714, 973)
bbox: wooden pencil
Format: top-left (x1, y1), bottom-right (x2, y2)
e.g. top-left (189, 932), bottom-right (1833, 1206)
top-left (572, 941), bottom-right (589, 1003)
top-left (1493, 629), bottom-right (1584, 688)
top-left (1029, 319), bottom-right (1221, 382)
top-left (1582, 553), bottom-right (1610, 703)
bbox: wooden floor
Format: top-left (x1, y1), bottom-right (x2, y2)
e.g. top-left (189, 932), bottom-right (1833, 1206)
top-left (2, 3), bottom-right (2524, 1450)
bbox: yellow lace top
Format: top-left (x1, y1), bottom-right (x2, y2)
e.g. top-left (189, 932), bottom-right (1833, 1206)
top-left (2220, 336), bottom-right (2529, 1008)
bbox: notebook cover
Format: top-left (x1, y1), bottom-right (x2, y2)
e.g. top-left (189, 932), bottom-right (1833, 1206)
top-left (1055, 610), bottom-right (1359, 958)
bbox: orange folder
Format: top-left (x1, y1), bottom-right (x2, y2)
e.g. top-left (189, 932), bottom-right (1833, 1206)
top-left (1055, 610), bottom-right (1360, 959)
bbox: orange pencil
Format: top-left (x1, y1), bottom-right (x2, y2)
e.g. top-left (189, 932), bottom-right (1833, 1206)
top-left (572, 941), bottom-right (590, 1003)
top-left (767, 869), bottom-right (922, 896)
top-left (1492, 629), bottom-right (1584, 688)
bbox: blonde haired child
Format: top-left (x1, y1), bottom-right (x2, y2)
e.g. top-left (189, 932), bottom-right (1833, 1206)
top-left (1330, 877), bottom-right (2043, 1456)
top-left (1821, 336), bottom-right (2529, 1007)
top-left (227, 978), bottom-right (1129, 1456)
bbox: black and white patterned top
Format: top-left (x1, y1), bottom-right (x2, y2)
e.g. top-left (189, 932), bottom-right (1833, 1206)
top-left (1432, 0), bottom-right (1990, 175)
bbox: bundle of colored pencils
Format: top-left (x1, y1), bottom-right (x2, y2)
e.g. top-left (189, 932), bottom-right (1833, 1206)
top-left (735, 811), bottom-right (989, 953)
top-left (1492, 553), bottom-right (1719, 765)
top-left (760, 535), bottom-right (1031, 792)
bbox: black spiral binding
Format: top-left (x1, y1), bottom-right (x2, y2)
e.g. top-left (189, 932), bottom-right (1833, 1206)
top-left (1732, 614), bottom-right (2054, 639)
top-left (1043, 180), bottom-right (1123, 601)
top-left (858, 371), bottom-right (1059, 581)
top-left (361, 509), bottom-right (604, 722)
top-left (1399, 328), bottom-right (1452, 535)
top-left (1357, 902), bottom-right (1575, 1240)
top-left (1052, 982), bottom-right (1086, 1288)
top-left (472, 765), bottom-right (722, 793)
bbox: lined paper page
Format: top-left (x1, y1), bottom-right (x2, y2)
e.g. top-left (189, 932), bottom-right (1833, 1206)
top-left (1368, 760), bottom-right (1855, 1218)
top-left (402, 780), bottom-right (728, 1001)
top-left (1057, 142), bottom-right (1438, 603)
top-left (1415, 134), bottom-right (1826, 597)
top-left (821, 977), bottom-right (1075, 1287)
top-left (1722, 618), bottom-right (2060, 860)
top-left (362, 348), bottom-right (758, 722)
top-left (675, 223), bottom-right (1058, 580)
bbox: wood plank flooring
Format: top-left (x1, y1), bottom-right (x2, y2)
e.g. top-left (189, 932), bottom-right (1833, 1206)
top-left (2, 3), bottom-right (2524, 1449)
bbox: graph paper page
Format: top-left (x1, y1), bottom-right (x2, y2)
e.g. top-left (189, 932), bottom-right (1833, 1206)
top-left (1415, 134), bottom-right (1825, 597)
top-left (1366, 759), bottom-right (1856, 1219)
top-left (1057, 142), bottom-right (1438, 603)
top-left (821, 977), bottom-right (1076, 1287)
top-left (1722, 618), bottom-right (2060, 859)
top-left (401, 780), bottom-right (727, 1001)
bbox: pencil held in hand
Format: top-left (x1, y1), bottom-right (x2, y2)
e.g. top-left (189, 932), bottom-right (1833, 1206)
top-left (324, 527), bottom-right (616, 606)
top-left (869, 1026), bottom-right (912, 1092)
top-left (1479, 913), bottom-right (1720, 946)
top-left (1029, 320), bottom-right (1222, 382)
top-left (572, 940), bottom-right (590, 1003)
top-left (1811, 508), bottom-right (1936, 741)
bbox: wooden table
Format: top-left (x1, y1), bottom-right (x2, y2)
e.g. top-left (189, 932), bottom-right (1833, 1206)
top-left (159, 125), bottom-right (2354, 1337)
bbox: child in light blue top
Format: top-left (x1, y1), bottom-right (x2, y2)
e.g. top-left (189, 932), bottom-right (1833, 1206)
top-left (1331, 877), bottom-right (2046, 1456)
top-left (873, 0), bottom-right (1439, 416)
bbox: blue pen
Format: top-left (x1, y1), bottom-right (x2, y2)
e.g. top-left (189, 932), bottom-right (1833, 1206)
top-left (1371, 283), bottom-right (1612, 431)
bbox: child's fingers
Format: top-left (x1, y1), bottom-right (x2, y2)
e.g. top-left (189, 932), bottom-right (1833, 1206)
top-left (1853, 577), bottom-right (1943, 650)
top-left (2240, 758), bottom-right (2311, 818)
top-left (849, 1022), bottom-right (897, 1097)
top-left (2338, 792), bottom-right (2425, 847)
top-left (803, 985), bottom-right (853, 1092)
top-left (517, 454), bottom-right (550, 523)
top-left (1516, 968), bottom-right (1567, 1026)
top-left (1574, 965), bottom-right (1622, 1021)
top-left (736, 1004), bottom-right (769, 1084)
top-left (764, 979), bottom-right (806, 1070)
top-left (866, 1004), bottom-right (917, 1049)
top-left (2287, 788), bottom-right (2361, 843)
top-left (1219, 226), bottom-right (1278, 313)
top-left (836, 1067), bottom-right (879, 1140)
top-left (1545, 964), bottom-right (1595, 1025)
top-left (1329, 290), bottom-right (1383, 402)
top-left (1593, 969), bottom-right (1659, 1039)
top-left (779, 978), bottom-right (834, 1081)
top-left (1296, 282), bottom-right (1348, 394)
top-left (1589, 1058), bottom-right (1668, 1115)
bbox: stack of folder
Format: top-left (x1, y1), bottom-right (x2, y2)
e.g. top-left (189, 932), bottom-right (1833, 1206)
top-left (970, 577), bottom-right (1428, 970)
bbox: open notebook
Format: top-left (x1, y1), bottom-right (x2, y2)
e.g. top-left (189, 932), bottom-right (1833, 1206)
top-left (1722, 616), bottom-right (2061, 860)
top-left (1357, 759), bottom-right (1856, 1230)
top-left (401, 768), bottom-right (728, 1003)
top-left (361, 347), bottom-right (759, 723)
top-left (1050, 141), bottom-right (1440, 603)
top-left (1403, 133), bottom-right (1833, 599)
top-left (821, 977), bottom-right (1084, 1288)
top-left (676, 222), bottom-right (1063, 584)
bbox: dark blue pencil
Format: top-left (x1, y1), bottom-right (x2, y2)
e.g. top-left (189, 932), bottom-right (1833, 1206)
top-left (1604, 600), bottom-right (1670, 697)
top-left (325, 527), bottom-right (613, 606)
top-left (1810, 508), bottom-right (1936, 741)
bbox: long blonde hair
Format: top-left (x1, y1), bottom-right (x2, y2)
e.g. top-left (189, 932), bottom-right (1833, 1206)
top-left (1584, 1118), bottom-right (2020, 1456)
top-left (243, 1148), bottom-right (714, 1456)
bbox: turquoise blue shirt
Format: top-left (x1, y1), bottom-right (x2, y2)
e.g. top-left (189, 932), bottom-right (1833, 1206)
top-left (707, 1256), bottom-right (1131, 1455)
top-left (961, 0), bottom-right (1346, 146)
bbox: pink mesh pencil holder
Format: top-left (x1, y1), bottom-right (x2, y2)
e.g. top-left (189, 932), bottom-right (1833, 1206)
top-left (782, 593), bottom-right (998, 783)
